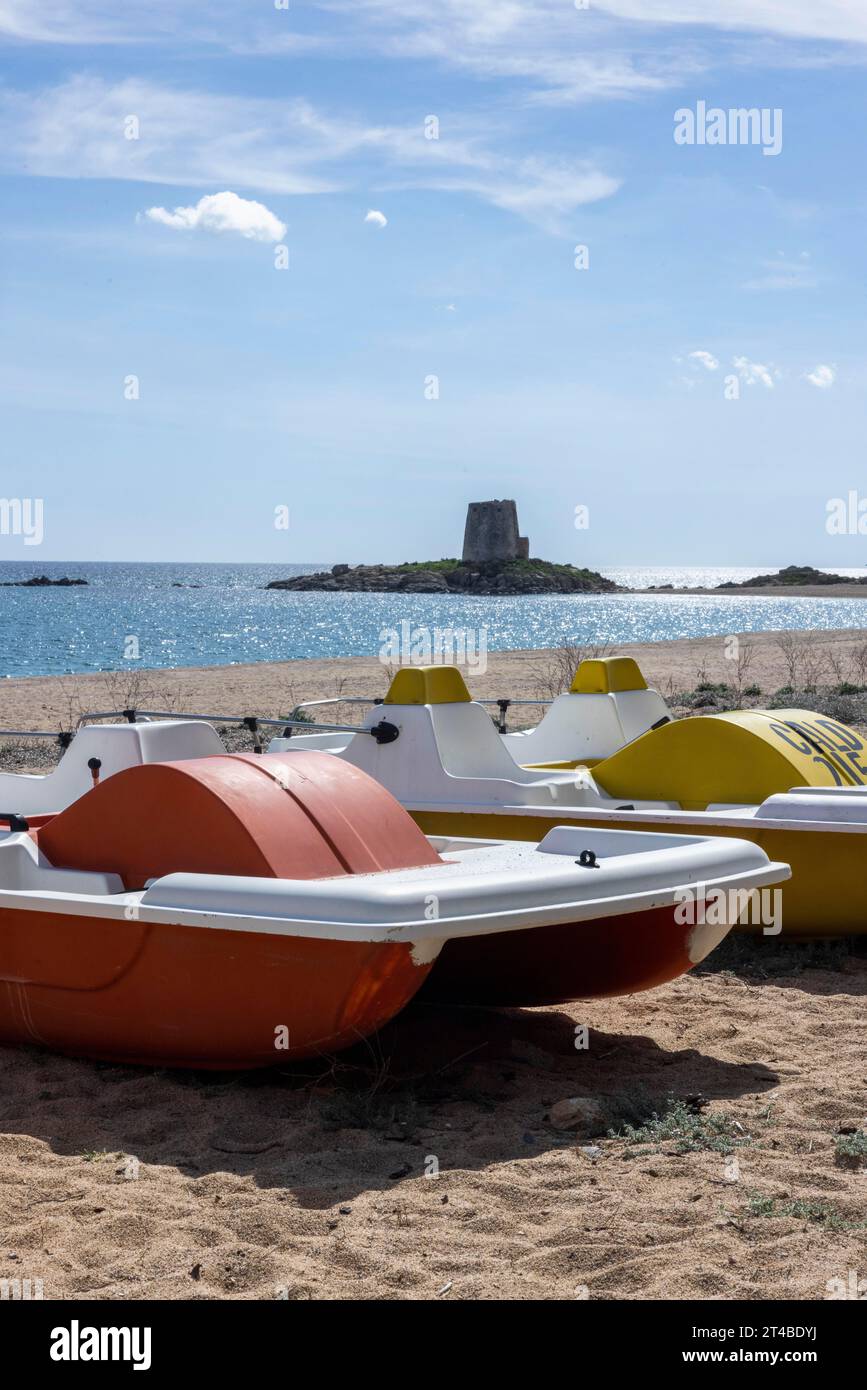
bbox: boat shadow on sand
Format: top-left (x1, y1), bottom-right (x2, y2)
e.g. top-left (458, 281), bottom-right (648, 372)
top-left (1, 1000), bottom-right (785, 1208)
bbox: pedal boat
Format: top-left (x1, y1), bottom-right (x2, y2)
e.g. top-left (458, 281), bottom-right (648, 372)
top-left (0, 736), bottom-right (787, 1058)
top-left (267, 662), bottom-right (867, 937)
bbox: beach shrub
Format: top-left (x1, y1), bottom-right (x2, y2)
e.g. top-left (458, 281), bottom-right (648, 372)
top-left (835, 1130), bottom-right (867, 1170)
top-left (745, 1193), bottom-right (859, 1231)
top-left (287, 707), bottom-right (316, 725)
top-left (320, 1088), bottom-right (422, 1134)
top-left (609, 1097), bottom-right (751, 1157)
top-left (767, 689), bottom-right (867, 725)
top-left (678, 689), bottom-right (722, 709)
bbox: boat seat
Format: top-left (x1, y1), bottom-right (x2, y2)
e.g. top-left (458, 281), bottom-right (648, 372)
top-left (0, 720), bottom-right (225, 817)
top-left (430, 701), bottom-right (578, 784)
top-left (501, 657), bottom-right (671, 766)
top-left (331, 668), bottom-right (587, 807)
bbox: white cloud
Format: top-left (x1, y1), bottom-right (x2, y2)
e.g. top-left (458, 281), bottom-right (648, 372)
top-left (733, 356), bottom-right (776, 389)
top-left (324, 1), bottom-right (702, 104)
top-left (8, 0), bottom-right (867, 49)
top-left (320, 1), bottom-right (867, 105)
top-left (805, 363), bottom-right (836, 389)
top-left (0, 76), bottom-right (621, 230)
top-left (4, 2), bottom-right (867, 119)
top-left (0, 78), bottom-right (338, 195)
top-left (590, 1), bottom-right (867, 44)
top-left (688, 350), bottom-right (719, 371)
top-left (364, 209), bottom-right (388, 227)
top-left (145, 191), bottom-right (286, 242)
top-left (442, 158), bottom-right (620, 225)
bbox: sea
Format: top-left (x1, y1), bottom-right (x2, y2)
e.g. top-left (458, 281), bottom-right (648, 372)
top-left (1, 560), bottom-right (866, 679)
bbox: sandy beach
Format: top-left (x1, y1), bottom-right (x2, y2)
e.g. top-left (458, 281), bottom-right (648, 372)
top-left (3, 947), bottom-right (866, 1301)
top-left (3, 624), bottom-right (867, 736)
top-left (2, 628), bottom-right (867, 1301)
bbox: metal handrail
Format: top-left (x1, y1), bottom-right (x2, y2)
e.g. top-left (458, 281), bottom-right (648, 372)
top-left (292, 696), bottom-right (383, 710)
top-left (1, 692), bottom-right (554, 747)
top-left (476, 698), bottom-right (552, 707)
top-left (475, 696), bottom-right (551, 733)
top-left (0, 728), bottom-right (75, 748)
top-left (0, 728), bottom-right (70, 739)
top-left (71, 708), bottom-right (396, 742)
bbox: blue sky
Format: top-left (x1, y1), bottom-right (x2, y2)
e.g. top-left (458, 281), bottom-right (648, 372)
top-left (2, 1), bottom-right (866, 566)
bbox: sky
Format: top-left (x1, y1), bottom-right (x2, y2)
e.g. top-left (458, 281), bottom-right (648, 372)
top-left (1, 0), bottom-right (866, 567)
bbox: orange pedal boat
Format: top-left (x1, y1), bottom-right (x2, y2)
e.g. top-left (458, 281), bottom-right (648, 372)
top-left (0, 743), bottom-right (788, 1068)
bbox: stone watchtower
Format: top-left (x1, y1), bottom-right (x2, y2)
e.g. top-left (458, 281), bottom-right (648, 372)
top-left (462, 500), bottom-right (529, 564)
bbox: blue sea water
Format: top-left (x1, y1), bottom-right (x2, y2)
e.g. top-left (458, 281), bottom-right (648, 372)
top-left (1, 560), bottom-right (866, 678)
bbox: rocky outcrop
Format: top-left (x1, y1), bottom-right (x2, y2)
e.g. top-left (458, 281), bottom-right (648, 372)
top-left (267, 559), bottom-right (620, 596)
top-left (717, 565), bottom-right (867, 589)
top-left (0, 575), bottom-right (88, 587)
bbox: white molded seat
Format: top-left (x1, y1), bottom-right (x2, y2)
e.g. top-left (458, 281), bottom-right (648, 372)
top-left (0, 720), bottom-right (224, 816)
top-left (502, 687), bottom-right (671, 765)
top-left (313, 701), bottom-right (588, 808)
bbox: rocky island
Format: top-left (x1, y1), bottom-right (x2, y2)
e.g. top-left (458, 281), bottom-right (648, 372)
top-left (716, 564), bottom-right (867, 589)
top-left (639, 563), bottom-right (867, 598)
top-left (267, 501), bottom-right (620, 596)
top-left (268, 558), bottom-right (619, 596)
top-left (0, 575), bottom-right (88, 587)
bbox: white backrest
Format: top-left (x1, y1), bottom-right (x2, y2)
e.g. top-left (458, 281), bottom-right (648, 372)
top-left (330, 702), bottom-right (584, 807)
top-left (430, 701), bottom-right (540, 778)
top-left (0, 720), bottom-right (224, 815)
top-left (501, 687), bottom-right (671, 765)
top-left (609, 689), bottom-right (672, 743)
top-left (502, 692), bottom-right (621, 764)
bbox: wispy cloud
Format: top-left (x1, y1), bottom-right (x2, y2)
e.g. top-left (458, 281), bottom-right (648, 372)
top-left (591, 1), bottom-right (867, 44)
top-left (319, 0), bottom-right (867, 105)
top-left (0, 78), bottom-right (338, 195)
top-left (0, 0), bottom-right (189, 45)
top-left (742, 250), bottom-right (817, 291)
top-left (0, 76), bottom-right (621, 230)
top-left (688, 349), bottom-right (719, 371)
top-left (733, 356), bottom-right (777, 389)
top-left (409, 157), bottom-right (621, 230)
top-left (322, 1), bottom-right (703, 104)
top-left (5, 1), bottom-right (865, 113)
top-left (144, 191), bottom-right (286, 242)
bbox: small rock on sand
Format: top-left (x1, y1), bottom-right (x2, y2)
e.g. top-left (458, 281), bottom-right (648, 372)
top-left (548, 1097), bottom-right (608, 1133)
